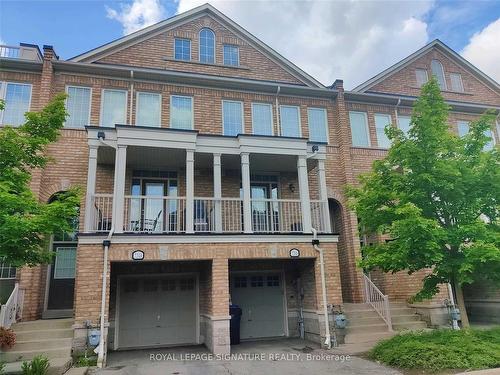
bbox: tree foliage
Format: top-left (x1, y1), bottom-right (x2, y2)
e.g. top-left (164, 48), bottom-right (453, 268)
top-left (347, 78), bottom-right (500, 305)
top-left (0, 95), bottom-right (80, 266)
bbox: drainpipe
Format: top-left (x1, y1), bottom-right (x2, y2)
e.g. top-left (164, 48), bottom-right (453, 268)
top-left (275, 86), bottom-right (281, 136)
top-left (394, 98), bottom-right (401, 126)
top-left (97, 227), bottom-right (114, 368)
top-left (311, 228), bottom-right (332, 349)
top-left (129, 71), bottom-right (134, 125)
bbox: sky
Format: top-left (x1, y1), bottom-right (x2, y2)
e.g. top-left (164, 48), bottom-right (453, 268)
top-left (1, 0), bottom-right (499, 89)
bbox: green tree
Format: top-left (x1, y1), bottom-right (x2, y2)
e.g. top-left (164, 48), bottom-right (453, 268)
top-left (347, 78), bottom-right (500, 327)
top-left (0, 95), bottom-right (80, 267)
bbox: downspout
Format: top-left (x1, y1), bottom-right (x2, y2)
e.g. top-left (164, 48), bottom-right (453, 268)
top-left (394, 98), bottom-right (401, 126)
top-left (311, 228), bottom-right (333, 349)
top-left (129, 70), bottom-right (134, 125)
top-left (275, 86), bottom-right (281, 136)
top-left (97, 227), bottom-right (114, 368)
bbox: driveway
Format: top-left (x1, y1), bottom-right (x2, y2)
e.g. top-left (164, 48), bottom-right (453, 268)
top-left (92, 338), bottom-right (401, 375)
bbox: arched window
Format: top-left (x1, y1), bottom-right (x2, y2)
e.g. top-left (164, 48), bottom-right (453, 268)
top-left (431, 59), bottom-right (446, 90)
top-left (199, 28), bottom-right (215, 64)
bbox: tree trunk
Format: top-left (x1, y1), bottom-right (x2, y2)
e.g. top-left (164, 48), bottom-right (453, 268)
top-left (453, 278), bottom-right (470, 328)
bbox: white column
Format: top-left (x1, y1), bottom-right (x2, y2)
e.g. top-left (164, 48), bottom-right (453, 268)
top-left (241, 152), bottom-right (252, 233)
top-left (112, 144), bottom-right (127, 234)
top-left (185, 149), bottom-right (195, 233)
top-left (297, 155), bottom-right (312, 233)
top-left (213, 153), bottom-right (223, 233)
top-left (317, 159), bottom-right (332, 233)
top-left (84, 145), bottom-right (98, 232)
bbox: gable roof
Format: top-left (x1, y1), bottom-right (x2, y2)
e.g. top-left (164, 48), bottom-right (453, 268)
top-left (69, 3), bottom-right (323, 88)
top-left (353, 39), bottom-right (500, 93)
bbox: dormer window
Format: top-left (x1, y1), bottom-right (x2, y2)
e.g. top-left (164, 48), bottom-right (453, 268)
top-left (431, 59), bottom-right (446, 90)
top-left (415, 69), bottom-right (428, 87)
top-left (199, 28), bottom-right (215, 64)
top-left (174, 38), bottom-right (191, 61)
top-left (450, 73), bottom-right (464, 92)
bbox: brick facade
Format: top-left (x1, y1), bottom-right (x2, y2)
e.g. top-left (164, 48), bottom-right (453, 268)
top-left (1, 4), bottom-right (498, 354)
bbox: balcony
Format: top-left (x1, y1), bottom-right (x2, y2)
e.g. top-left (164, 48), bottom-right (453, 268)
top-left (0, 44), bottom-right (42, 61)
top-left (83, 126), bottom-right (331, 236)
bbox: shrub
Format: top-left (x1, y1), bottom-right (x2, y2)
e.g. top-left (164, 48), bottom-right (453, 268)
top-left (0, 361), bottom-right (5, 375)
top-left (0, 327), bottom-right (16, 349)
top-left (370, 328), bottom-right (500, 372)
top-left (74, 355), bottom-right (97, 367)
top-left (21, 355), bottom-right (50, 375)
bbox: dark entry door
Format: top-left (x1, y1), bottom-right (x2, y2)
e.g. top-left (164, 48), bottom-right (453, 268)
top-left (47, 245), bottom-right (77, 310)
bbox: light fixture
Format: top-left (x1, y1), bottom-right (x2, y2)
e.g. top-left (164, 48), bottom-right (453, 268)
top-left (289, 183), bottom-right (295, 193)
top-left (97, 131), bottom-right (105, 140)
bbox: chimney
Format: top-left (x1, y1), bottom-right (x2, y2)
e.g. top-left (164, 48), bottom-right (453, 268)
top-left (42, 45), bottom-right (58, 61)
top-left (331, 79), bottom-right (344, 91)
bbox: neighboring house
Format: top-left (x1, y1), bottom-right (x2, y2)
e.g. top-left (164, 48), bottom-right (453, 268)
top-left (0, 3), bottom-right (498, 359)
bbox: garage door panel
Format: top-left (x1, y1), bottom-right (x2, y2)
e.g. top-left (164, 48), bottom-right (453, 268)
top-left (118, 276), bottom-right (197, 349)
top-left (231, 273), bottom-right (285, 340)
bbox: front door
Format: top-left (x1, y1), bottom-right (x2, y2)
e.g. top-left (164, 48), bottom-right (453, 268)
top-left (47, 244), bottom-right (77, 310)
top-left (250, 183), bottom-right (279, 232)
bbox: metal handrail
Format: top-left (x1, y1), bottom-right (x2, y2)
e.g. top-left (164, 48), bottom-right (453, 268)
top-left (363, 274), bottom-right (393, 331)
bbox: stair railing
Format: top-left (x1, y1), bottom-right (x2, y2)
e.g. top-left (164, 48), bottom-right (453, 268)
top-left (0, 282), bottom-right (20, 329)
top-left (363, 274), bottom-right (393, 331)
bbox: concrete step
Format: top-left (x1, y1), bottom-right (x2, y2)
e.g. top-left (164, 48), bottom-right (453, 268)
top-left (3, 338), bottom-right (73, 352)
top-left (393, 321), bottom-right (428, 331)
top-left (3, 357), bottom-right (72, 375)
top-left (345, 323), bottom-right (390, 334)
top-left (15, 328), bottom-right (73, 341)
top-left (391, 314), bottom-right (421, 324)
top-left (346, 315), bottom-right (387, 326)
top-left (12, 319), bottom-right (73, 332)
top-left (345, 310), bottom-right (380, 320)
top-left (390, 307), bottom-right (418, 316)
top-left (343, 303), bottom-right (375, 312)
top-left (344, 331), bottom-right (395, 344)
top-left (0, 347), bottom-right (71, 363)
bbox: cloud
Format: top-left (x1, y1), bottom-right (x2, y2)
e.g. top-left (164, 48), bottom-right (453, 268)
top-left (461, 18), bottom-right (500, 83)
top-left (106, 0), bottom-right (165, 35)
top-left (177, 0), bottom-right (433, 88)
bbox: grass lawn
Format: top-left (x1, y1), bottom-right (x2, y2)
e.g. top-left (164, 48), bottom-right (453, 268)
top-left (369, 327), bottom-right (500, 373)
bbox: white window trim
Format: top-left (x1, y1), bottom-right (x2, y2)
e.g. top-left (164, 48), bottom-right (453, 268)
top-left (169, 95), bottom-right (194, 130)
top-left (64, 85), bottom-right (92, 128)
top-left (450, 73), bottom-right (464, 92)
top-left (374, 113), bottom-right (392, 149)
top-left (135, 91), bottom-right (162, 128)
top-left (199, 28), bottom-right (215, 64)
top-left (222, 99), bottom-right (245, 136)
top-left (279, 105), bottom-right (302, 138)
top-left (397, 115), bottom-right (411, 133)
top-left (431, 59), bottom-right (447, 90)
top-left (415, 69), bottom-right (428, 87)
top-left (251, 102), bottom-right (274, 136)
top-left (174, 38), bottom-right (192, 61)
top-left (349, 111), bottom-right (371, 147)
top-left (307, 107), bottom-right (329, 143)
top-left (223, 44), bottom-right (240, 67)
top-left (99, 88), bottom-right (128, 128)
top-left (0, 81), bottom-right (33, 126)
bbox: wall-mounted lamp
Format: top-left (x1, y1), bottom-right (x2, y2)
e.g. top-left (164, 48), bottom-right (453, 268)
top-left (97, 131), bottom-right (106, 140)
top-left (289, 183), bottom-right (296, 193)
top-left (312, 144), bottom-right (319, 152)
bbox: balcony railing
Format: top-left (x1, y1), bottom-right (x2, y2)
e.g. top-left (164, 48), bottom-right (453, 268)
top-left (0, 45), bottom-right (42, 61)
top-left (88, 194), bottom-right (330, 234)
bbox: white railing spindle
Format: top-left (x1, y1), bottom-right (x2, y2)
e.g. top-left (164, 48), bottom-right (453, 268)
top-left (363, 274), bottom-right (393, 331)
top-left (0, 283), bottom-right (20, 328)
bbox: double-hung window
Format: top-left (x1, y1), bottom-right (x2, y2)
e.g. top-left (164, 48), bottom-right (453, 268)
top-left (450, 73), bottom-right (464, 92)
top-left (222, 100), bottom-right (243, 136)
top-left (374, 113), bottom-right (392, 148)
top-left (170, 95), bottom-right (193, 130)
top-left (65, 86), bottom-right (91, 128)
top-left (349, 111), bottom-right (370, 147)
top-left (100, 89), bottom-right (127, 127)
top-left (251, 103), bottom-right (273, 136)
top-left (199, 28), bottom-right (215, 64)
top-left (457, 120), bottom-right (470, 137)
top-left (136, 92), bottom-right (161, 127)
top-left (0, 262), bottom-right (16, 279)
top-left (279, 105), bottom-right (301, 137)
top-left (307, 107), bottom-right (328, 142)
top-left (0, 82), bottom-right (32, 126)
top-left (223, 45), bottom-right (239, 66)
top-left (415, 69), bottom-right (428, 87)
top-left (174, 38), bottom-right (191, 61)
top-left (398, 116), bottom-right (411, 136)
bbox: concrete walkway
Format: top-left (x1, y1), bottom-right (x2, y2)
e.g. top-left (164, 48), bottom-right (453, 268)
top-left (92, 339), bottom-right (401, 375)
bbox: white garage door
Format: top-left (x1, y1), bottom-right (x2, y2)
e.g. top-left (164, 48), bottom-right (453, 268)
top-left (118, 276), bottom-right (197, 349)
top-left (230, 273), bottom-right (285, 339)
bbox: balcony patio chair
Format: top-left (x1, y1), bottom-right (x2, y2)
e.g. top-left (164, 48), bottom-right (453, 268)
top-left (143, 210), bottom-right (163, 232)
